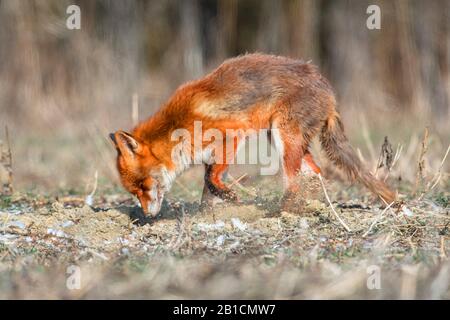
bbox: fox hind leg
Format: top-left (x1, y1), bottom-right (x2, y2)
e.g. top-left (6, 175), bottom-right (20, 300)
top-left (303, 150), bottom-right (321, 174)
top-left (271, 124), bottom-right (323, 212)
top-left (271, 125), bottom-right (304, 188)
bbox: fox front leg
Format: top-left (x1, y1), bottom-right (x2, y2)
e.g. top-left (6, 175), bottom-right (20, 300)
top-left (200, 176), bottom-right (215, 211)
top-left (200, 164), bottom-right (239, 211)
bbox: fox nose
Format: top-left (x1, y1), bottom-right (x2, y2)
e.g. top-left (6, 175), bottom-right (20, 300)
top-left (137, 195), bottom-right (160, 217)
top-left (147, 200), bottom-right (161, 217)
top-left (137, 195), bottom-right (149, 215)
top-left (140, 203), bottom-right (149, 215)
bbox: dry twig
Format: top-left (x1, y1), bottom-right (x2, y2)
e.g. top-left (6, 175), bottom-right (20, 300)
top-left (227, 173), bottom-right (257, 197)
top-left (414, 127), bottom-right (429, 194)
top-left (0, 126), bottom-right (13, 195)
top-left (318, 173), bottom-right (351, 232)
top-left (419, 144), bottom-right (450, 200)
top-left (363, 201), bottom-right (396, 237)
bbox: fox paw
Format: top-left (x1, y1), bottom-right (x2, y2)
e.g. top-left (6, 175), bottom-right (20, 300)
top-left (221, 188), bottom-right (239, 202)
top-left (208, 185), bottom-right (240, 203)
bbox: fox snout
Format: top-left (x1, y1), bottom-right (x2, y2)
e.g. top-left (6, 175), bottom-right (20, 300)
top-left (137, 187), bottom-right (164, 217)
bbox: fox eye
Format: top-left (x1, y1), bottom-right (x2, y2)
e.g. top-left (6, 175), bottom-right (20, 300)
top-left (139, 182), bottom-right (148, 192)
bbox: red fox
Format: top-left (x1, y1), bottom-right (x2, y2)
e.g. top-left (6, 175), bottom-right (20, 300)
top-left (110, 53), bottom-right (396, 216)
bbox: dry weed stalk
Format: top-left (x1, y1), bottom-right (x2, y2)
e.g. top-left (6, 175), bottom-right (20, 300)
top-left (85, 170), bottom-right (98, 206)
top-left (417, 144), bottom-right (450, 201)
top-left (227, 173), bottom-right (258, 197)
top-left (375, 136), bottom-right (394, 176)
top-left (318, 173), bottom-right (351, 232)
top-left (375, 136), bottom-right (404, 183)
top-left (414, 127), bottom-right (429, 194)
top-left (227, 173), bottom-right (248, 189)
top-left (385, 143), bottom-right (404, 182)
top-left (363, 200), bottom-right (396, 237)
top-left (0, 126), bottom-right (13, 195)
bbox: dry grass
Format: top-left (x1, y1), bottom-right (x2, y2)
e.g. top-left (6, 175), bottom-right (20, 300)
top-left (0, 159), bottom-right (448, 299)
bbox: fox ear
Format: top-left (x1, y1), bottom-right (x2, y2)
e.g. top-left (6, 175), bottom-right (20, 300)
top-left (109, 133), bottom-right (117, 146)
top-left (112, 131), bottom-right (141, 157)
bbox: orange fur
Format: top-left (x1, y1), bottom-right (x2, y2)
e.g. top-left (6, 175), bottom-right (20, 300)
top-left (110, 53), bottom-right (396, 216)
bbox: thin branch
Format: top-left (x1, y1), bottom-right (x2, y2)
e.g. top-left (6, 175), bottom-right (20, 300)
top-left (227, 173), bottom-right (247, 188)
top-left (363, 200), bottom-right (395, 237)
top-left (5, 126), bottom-right (13, 193)
top-left (85, 170), bottom-right (98, 206)
top-left (418, 144), bottom-right (450, 200)
top-left (318, 173), bottom-right (351, 232)
top-left (384, 144), bottom-right (403, 182)
top-left (414, 127), bottom-right (429, 195)
top-left (227, 173), bottom-right (257, 197)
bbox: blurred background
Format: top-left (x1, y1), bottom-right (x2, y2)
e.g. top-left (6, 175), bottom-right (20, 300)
top-left (0, 0), bottom-right (449, 193)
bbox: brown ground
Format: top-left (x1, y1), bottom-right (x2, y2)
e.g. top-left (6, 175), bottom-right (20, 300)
top-left (0, 168), bottom-right (448, 299)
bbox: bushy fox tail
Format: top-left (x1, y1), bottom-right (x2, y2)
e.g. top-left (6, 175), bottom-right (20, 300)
top-left (319, 111), bottom-right (396, 204)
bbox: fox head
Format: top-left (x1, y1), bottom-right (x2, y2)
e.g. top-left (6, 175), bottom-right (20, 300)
top-left (109, 131), bottom-right (166, 216)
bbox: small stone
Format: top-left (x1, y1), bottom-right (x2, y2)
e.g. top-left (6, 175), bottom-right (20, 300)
top-left (61, 220), bottom-right (74, 228)
top-left (7, 220), bottom-right (26, 230)
top-left (216, 235), bottom-right (225, 246)
top-left (231, 218), bottom-right (247, 231)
